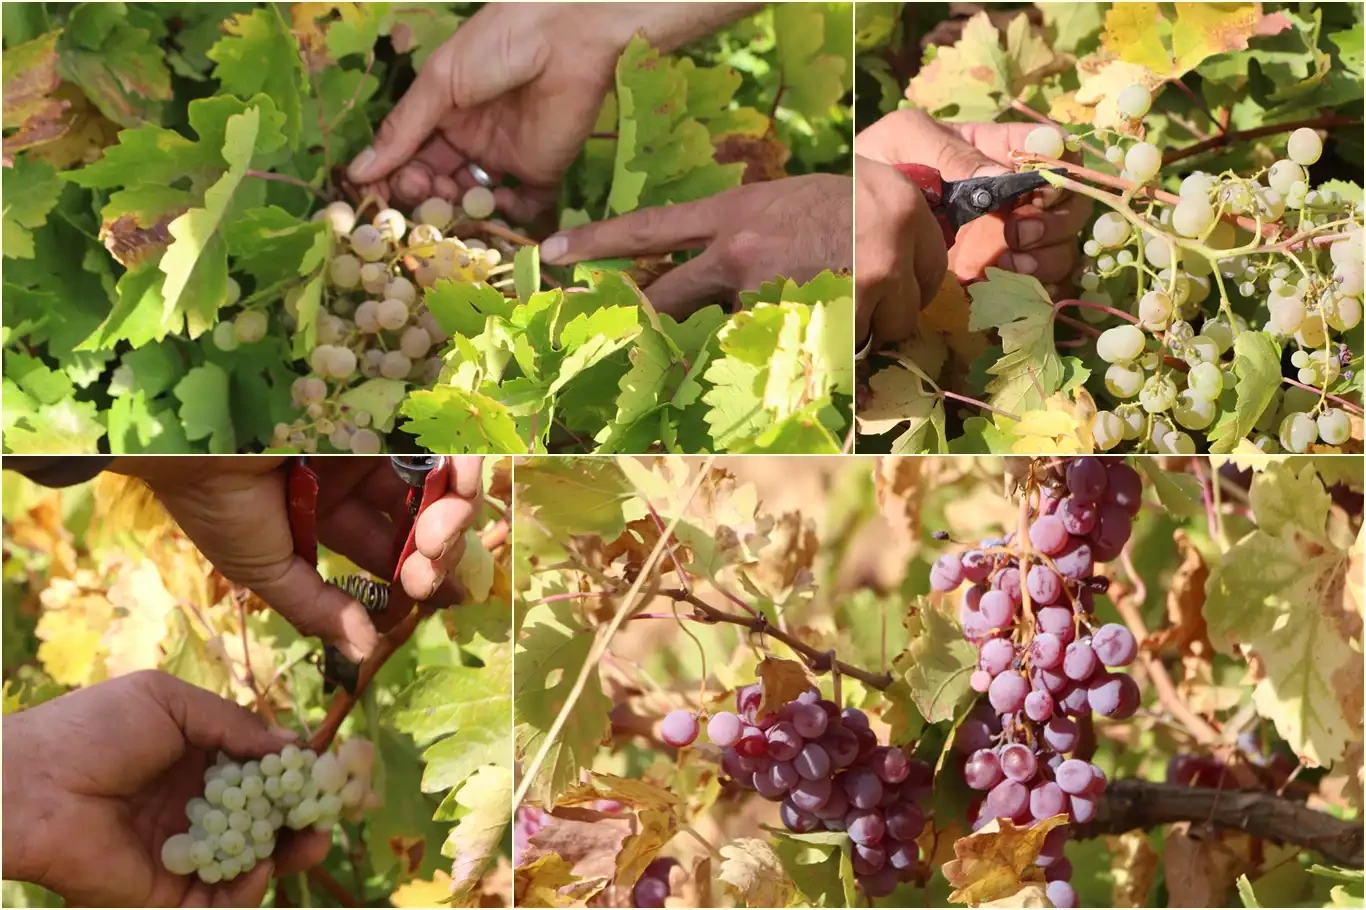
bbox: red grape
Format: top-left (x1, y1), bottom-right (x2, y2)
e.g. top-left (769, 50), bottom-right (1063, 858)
top-left (660, 710), bottom-right (699, 747)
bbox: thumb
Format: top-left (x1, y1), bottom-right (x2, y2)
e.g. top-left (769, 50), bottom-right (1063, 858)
top-left (858, 109), bottom-right (1010, 182)
top-left (142, 673), bottom-right (296, 759)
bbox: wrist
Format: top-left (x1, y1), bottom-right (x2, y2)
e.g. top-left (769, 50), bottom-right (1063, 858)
top-left (2, 713), bottom-right (61, 888)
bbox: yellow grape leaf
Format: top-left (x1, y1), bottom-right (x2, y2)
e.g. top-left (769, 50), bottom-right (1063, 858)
top-left (920, 274), bottom-right (989, 363)
top-left (445, 765), bottom-right (512, 902)
top-left (615, 807), bottom-right (679, 889)
top-left (514, 854), bottom-right (581, 908)
top-left (35, 573), bottom-right (114, 687)
top-left (391, 869), bottom-right (453, 908)
top-left (982, 884), bottom-right (1050, 907)
top-left (740, 513), bottom-right (818, 606)
top-left (718, 838), bottom-right (796, 908)
top-left (1009, 408), bottom-right (1085, 454)
top-left (754, 656), bottom-right (812, 723)
top-left (102, 558), bottom-right (176, 676)
top-left (556, 773), bottom-right (680, 811)
top-left (1100, 3), bottom-right (1171, 73)
top-left (943, 815), bottom-right (1068, 904)
top-left (856, 363), bottom-right (942, 441)
top-left (1108, 830), bottom-right (1160, 907)
top-left (1102, 2), bottom-right (1266, 78)
top-left (455, 528), bottom-right (495, 602)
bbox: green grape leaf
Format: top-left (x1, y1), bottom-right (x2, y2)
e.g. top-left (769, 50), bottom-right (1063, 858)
top-left (2, 156), bottom-right (62, 259)
top-left (384, 5), bottom-right (465, 70)
top-left (765, 832), bottom-right (843, 907)
top-left (514, 601), bottom-right (613, 807)
top-left (390, 652), bottom-right (511, 793)
top-left (774, 3), bottom-right (851, 117)
top-left (339, 377), bottom-right (408, 434)
top-left (1207, 330), bottom-right (1282, 453)
top-left (4, 397), bottom-right (105, 454)
top-left (442, 764), bottom-right (512, 900)
top-left (207, 7), bottom-right (306, 148)
top-left (426, 280), bottom-right (516, 338)
top-left (401, 386), bottom-right (524, 454)
top-left (966, 269), bottom-right (1063, 417)
top-left (107, 390), bottom-right (190, 453)
top-left (289, 275), bottom-right (323, 360)
top-left (702, 356), bottom-right (768, 448)
top-left (514, 244), bottom-right (540, 304)
top-left (58, 2), bottom-right (173, 127)
top-left (158, 105), bottom-right (264, 339)
top-left (515, 458), bottom-right (633, 540)
top-left (4, 350), bottom-right (72, 405)
top-left (740, 404), bottom-right (842, 453)
top-left (225, 206), bottom-right (328, 287)
top-left (80, 262), bottom-right (172, 351)
top-left (1136, 458), bottom-right (1204, 518)
top-left (898, 598), bottom-right (978, 724)
top-left (1038, 3), bottom-right (1107, 54)
top-left (1329, 25), bottom-right (1364, 75)
top-left (173, 362), bottom-right (235, 452)
top-left (99, 185), bottom-right (194, 268)
top-left (119, 340), bottom-right (187, 401)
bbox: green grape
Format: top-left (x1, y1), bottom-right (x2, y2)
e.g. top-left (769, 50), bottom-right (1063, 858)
top-left (1105, 363), bottom-right (1145, 399)
top-left (1025, 127), bottom-right (1066, 159)
top-left (1160, 430), bottom-right (1196, 454)
top-left (1097, 324), bottom-right (1145, 363)
top-left (1187, 362), bottom-right (1223, 399)
top-left (462, 186), bottom-right (497, 219)
top-left (1317, 408), bottom-right (1351, 445)
top-left (1287, 128), bottom-right (1323, 165)
top-left (1105, 145), bottom-right (1124, 165)
top-left (1137, 291), bottom-right (1172, 330)
top-left (1278, 412), bottom-right (1317, 453)
top-left (1125, 142), bottom-right (1161, 182)
top-left (1115, 403), bottom-right (1145, 440)
top-left (1092, 212), bottom-right (1130, 249)
top-left (1139, 374), bottom-right (1178, 413)
top-left (1117, 84), bottom-right (1153, 119)
top-left (1290, 350), bottom-right (1310, 368)
top-left (1183, 335), bottom-right (1218, 366)
top-left (1092, 411), bottom-right (1124, 450)
top-left (1173, 390), bottom-right (1216, 430)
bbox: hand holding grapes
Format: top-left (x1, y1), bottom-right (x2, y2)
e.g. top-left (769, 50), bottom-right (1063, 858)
top-left (537, 174), bottom-right (853, 315)
top-left (114, 456), bottom-right (485, 662)
top-left (855, 109), bottom-right (1093, 290)
top-left (1, 671), bottom-right (332, 906)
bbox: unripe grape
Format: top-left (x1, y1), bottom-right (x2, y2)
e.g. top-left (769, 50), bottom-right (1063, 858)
top-left (350, 224), bottom-right (387, 262)
top-left (1278, 412), bottom-right (1317, 453)
top-left (355, 300), bottom-right (381, 333)
top-left (1187, 361), bottom-right (1223, 399)
top-left (1091, 212), bottom-right (1130, 249)
top-left (386, 276), bottom-right (417, 305)
top-left (416, 196), bottom-right (455, 229)
top-left (1097, 324), bottom-right (1144, 364)
top-left (1173, 390), bottom-right (1216, 430)
top-left (234, 309), bottom-right (268, 344)
top-left (1268, 297), bottom-right (1305, 334)
top-left (373, 208), bottom-right (407, 243)
top-left (377, 298), bottom-right (410, 331)
top-left (329, 252), bottom-right (362, 288)
top-left (1143, 236), bottom-right (1176, 269)
top-left (1172, 198), bottom-right (1214, 237)
top-left (1104, 363), bottom-right (1144, 399)
top-left (213, 320), bottom-right (239, 351)
top-left (1139, 373), bottom-right (1178, 413)
top-left (1317, 408), bottom-right (1351, 445)
top-left (360, 262), bottom-right (389, 294)
top-left (1256, 187), bottom-right (1285, 220)
top-left (462, 186), bottom-right (496, 219)
top-left (1104, 145), bottom-right (1123, 165)
top-left (1124, 142), bottom-right (1161, 182)
top-left (161, 833), bottom-right (198, 875)
top-left (1267, 159), bottom-right (1305, 195)
top-left (1092, 411), bottom-right (1124, 451)
top-left (1221, 182), bottom-right (1253, 214)
top-left (1323, 292), bottom-right (1362, 331)
top-left (1023, 127), bottom-right (1066, 159)
top-left (351, 428), bottom-right (381, 454)
top-left (400, 326), bottom-right (433, 359)
top-left (1178, 172), bottom-right (1214, 200)
top-left (1116, 84), bottom-right (1152, 120)
top-left (1137, 291), bottom-right (1172, 330)
top-left (1335, 263), bottom-right (1365, 297)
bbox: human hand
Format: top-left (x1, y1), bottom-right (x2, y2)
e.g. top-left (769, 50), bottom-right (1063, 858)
top-left (1, 671), bottom-right (330, 906)
top-left (855, 156), bottom-right (948, 347)
top-left (113, 456), bottom-right (485, 662)
top-left (538, 174), bottom-right (853, 316)
top-left (855, 109), bottom-right (1091, 293)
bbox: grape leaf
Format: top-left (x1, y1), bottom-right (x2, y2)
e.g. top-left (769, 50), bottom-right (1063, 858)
top-left (515, 458), bottom-right (633, 540)
top-left (1207, 330), bottom-right (1282, 453)
top-left (401, 386), bottom-right (524, 454)
top-left (5, 350), bottom-right (72, 405)
top-left (719, 838), bottom-right (798, 909)
top-left (107, 391), bottom-right (190, 454)
top-left (1101, 2), bottom-right (1267, 77)
top-left (4, 397), bottom-right (105, 454)
top-left (899, 597), bottom-right (978, 724)
top-left (967, 269), bottom-right (1064, 417)
top-left (173, 362), bottom-right (235, 452)
top-left (390, 652), bottom-right (511, 793)
top-left (225, 206), bottom-right (329, 287)
top-left (1038, 3), bottom-right (1106, 54)
top-left (943, 816), bottom-right (1068, 904)
top-left (58, 2), bottom-right (173, 127)
top-left (2, 31), bottom-right (120, 167)
top-left (2, 156), bottom-right (63, 259)
top-left (207, 7), bottom-right (306, 148)
top-left (773, 3), bottom-right (851, 117)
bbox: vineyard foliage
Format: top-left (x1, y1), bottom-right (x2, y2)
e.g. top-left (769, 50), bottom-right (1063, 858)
top-left (1, 458), bottom-right (513, 906)
top-left (511, 454), bottom-right (1363, 907)
top-left (1, 3), bottom-right (853, 456)
top-left (854, 2), bottom-right (1364, 456)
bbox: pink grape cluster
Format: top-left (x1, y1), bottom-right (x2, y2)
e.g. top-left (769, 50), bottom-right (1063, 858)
top-left (933, 458), bottom-right (1146, 909)
top-left (663, 685), bottom-right (931, 900)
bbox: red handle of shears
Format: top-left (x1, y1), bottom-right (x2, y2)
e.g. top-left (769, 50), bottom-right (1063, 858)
top-left (894, 163), bottom-right (956, 248)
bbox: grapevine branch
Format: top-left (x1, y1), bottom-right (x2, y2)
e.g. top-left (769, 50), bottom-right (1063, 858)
top-left (1162, 115), bottom-right (1362, 166)
top-left (1079, 779), bottom-right (1363, 868)
top-left (656, 588), bottom-right (895, 691)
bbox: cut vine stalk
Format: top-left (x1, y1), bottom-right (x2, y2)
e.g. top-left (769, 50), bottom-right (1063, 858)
top-left (1162, 114), bottom-right (1362, 166)
top-left (513, 457), bottom-right (717, 812)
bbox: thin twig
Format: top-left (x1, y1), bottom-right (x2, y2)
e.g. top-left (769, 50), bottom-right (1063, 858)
top-left (1007, 99), bottom-right (1105, 157)
top-left (647, 501), bottom-right (691, 594)
top-left (246, 169), bottom-right (328, 200)
top-left (1163, 114), bottom-right (1361, 166)
top-left (1170, 78), bottom-right (1222, 136)
top-left (306, 867), bottom-right (359, 907)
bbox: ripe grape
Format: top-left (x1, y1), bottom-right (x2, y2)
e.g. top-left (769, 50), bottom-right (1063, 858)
top-left (1116, 84), bottom-right (1152, 120)
top-left (379, 351), bottom-right (412, 380)
top-left (234, 310), bottom-right (268, 344)
top-left (462, 186), bottom-right (497, 220)
top-left (377, 298), bottom-right (410, 331)
top-left (1047, 880), bottom-right (1079, 908)
top-left (1000, 743), bottom-right (1038, 782)
top-left (847, 809), bottom-right (887, 846)
top-left (661, 710), bottom-right (699, 747)
top-left (1137, 290), bottom-right (1173, 330)
top-left (1026, 565), bottom-right (1061, 605)
top-left (1029, 515), bottom-right (1069, 556)
top-left (1092, 624), bottom-right (1137, 667)
top-left (930, 553), bottom-right (964, 591)
top-left (1124, 142), bottom-right (1161, 182)
top-left (415, 196), bottom-right (454, 229)
top-left (350, 224), bottom-right (387, 261)
top-left (1317, 408), bottom-right (1351, 446)
top-left (1091, 212), bottom-right (1130, 249)
top-left (795, 743), bottom-right (832, 780)
top-left (708, 712), bottom-right (743, 747)
top-left (1024, 127), bottom-right (1065, 159)
top-left (1173, 198), bottom-right (1214, 237)
top-left (1024, 689), bottom-right (1054, 722)
top-left (351, 428), bottom-right (382, 454)
top-left (988, 671), bottom-right (1029, 714)
top-left (1097, 325), bottom-right (1144, 364)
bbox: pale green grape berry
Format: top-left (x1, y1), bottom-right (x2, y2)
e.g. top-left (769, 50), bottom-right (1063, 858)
top-left (1278, 412), bottom-right (1317, 453)
top-left (1221, 182), bottom-right (1253, 214)
top-left (462, 186), bottom-right (496, 220)
top-left (1173, 390), bottom-right (1216, 430)
top-left (197, 863), bottom-right (224, 885)
top-left (190, 839), bottom-right (216, 868)
top-left (400, 325), bottom-right (433, 359)
top-left (1267, 159), bottom-right (1305, 195)
top-left (221, 786), bottom-right (246, 811)
top-left (320, 201), bottom-right (357, 237)
top-left (1117, 84), bottom-right (1153, 120)
top-left (263, 775), bottom-right (283, 800)
top-left (1080, 272), bottom-right (1100, 291)
top-left (1183, 335), bottom-right (1218, 365)
top-left (1269, 276), bottom-right (1286, 293)
top-left (301, 778), bottom-right (321, 802)
top-left (1092, 212), bottom-right (1130, 249)
top-left (1024, 126), bottom-right (1065, 159)
top-left (1105, 145), bottom-right (1124, 165)
top-left (253, 839), bottom-right (275, 861)
top-left (234, 310), bottom-right (268, 344)
top-left (416, 196), bottom-right (455, 229)
top-left (1139, 374), bottom-right (1178, 413)
top-left (1160, 430), bottom-right (1196, 454)
top-left (355, 300), bottom-right (381, 334)
top-left (1187, 361), bottom-right (1223, 399)
top-left (1324, 292), bottom-right (1362, 331)
top-left (161, 833), bottom-right (198, 876)
top-left (1097, 254), bottom-right (1116, 272)
top-left (1137, 290), bottom-right (1172, 330)
top-left (1335, 263), bottom-right (1365, 297)
top-left (1330, 230), bottom-right (1364, 269)
top-left (329, 253), bottom-right (362, 289)
top-left (350, 224), bottom-right (387, 262)
top-left (380, 351), bottom-right (413, 380)
top-left (281, 768), bottom-right (305, 793)
top-left (261, 753), bottom-right (283, 777)
top-left (1092, 411), bottom-right (1124, 451)
top-left (186, 797), bottom-right (211, 826)
top-left (241, 761), bottom-right (261, 779)
top-left (1148, 416), bottom-right (1174, 450)
top-left (228, 810), bottom-right (252, 832)
top-left (377, 298), bottom-right (410, 331)
top-left (247, 796), bottom-right (272, 819)
top-left (341, 778), bottom-right (368, 808)
top-left (351, 428), bottom-right (382, 454)
top-left (219, 830), bottom-right (246, 857)
top-left (1201, 319), bottom-right (1235, 353)
top-left (251, 819), bottom-right (275, 843)
top-left (1256, 187), bottom-right (1285, 220)
top-left (1268, 297), bottom-right (1305, 334)
top-left (1179, 172), bottom-right (1214, 200)
top-left (212, 320), bottom-right (239, 352)
top-left (1125, 142), bottom-right (1161, 182)
top-left (373, 208), bottom-right (407, 244)
top-left (311, 754), bottom-right (347, 793)
top-left (360, 262), bottom-right (389, 294)
top-left (205, 778), bottom-right (229, 806)
top-left (1287, 128), bottom-right (1323, 166)
top-left (1064, 135), bottom-right (1083, 153)
top-left (1239, 280), bottom-right (1257, 296)
top-left (1144, 236), bottom-right (1176, 269)
top-left (1105, 363), bottom-right (1145, 399)
top-left (386, 276), bottom-right (418, 305)
top-left (1117, 249), bottom-right (1135, 266)
top-left (204, 809), bottom-right (229, 835)
top-left (1115, 404), bottom-right (1145, 440)
top-left (1097, 324), bottom-right (1145, 363)
top-left (318, 793), bottom-right (344, 818)
top-left (1083, 239), bottom-right (1102, 258)
top-left (1317, 408), bottom-right (1351, 445)
top-left (1172, 198), bottom-right (1214, 237)
top-left (1290, 350), bottom-right (1310, 369)
top-left (218, 856), bottom-right (241, 881)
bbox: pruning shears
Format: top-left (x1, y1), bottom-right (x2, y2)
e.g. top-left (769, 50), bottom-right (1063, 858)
top-left (894, 164), bottom-right (1067, 248)
top-left (287, 455), bottom-right (450, 693)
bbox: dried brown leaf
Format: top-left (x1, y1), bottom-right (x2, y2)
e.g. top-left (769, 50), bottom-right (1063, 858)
top-left (1162, 823), bottom-right (1245, 907)
top-left (754, 656), bottom-right (812, 724)
top-left (943, 815), bottom-right (1067, 904)
top-left (1107, 831), bottom-right (1158, 907)
top-left (717, 838), bottom-right (795, 908)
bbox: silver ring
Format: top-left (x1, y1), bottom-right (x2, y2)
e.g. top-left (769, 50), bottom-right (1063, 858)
top-left (466, 162), bottom-right (493, 188)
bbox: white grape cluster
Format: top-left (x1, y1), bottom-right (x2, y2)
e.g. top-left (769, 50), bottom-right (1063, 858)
top-left (158, 739), bottom-right (377, 885)
top-left (223, 189), bottom-right (521, 453)
top-left (1022, 95), bottom-right (1362, 454)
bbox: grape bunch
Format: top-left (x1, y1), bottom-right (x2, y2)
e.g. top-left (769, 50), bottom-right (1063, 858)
top-left (663, 684), bottom-right (931, 900)
top-left (158, 739), bottom-right (377, 885)
top-left (931, 457), bottom-right (1146, 909)
top-left (1020, 86), bottom-right (1362, 455)
top-left (212, 189), bottom-right (527, 453)
top-left (631, 857), bottom-right (678, 908)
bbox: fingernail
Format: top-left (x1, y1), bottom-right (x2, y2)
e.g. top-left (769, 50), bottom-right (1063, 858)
top-left (540, 234), bottom-right (567, 263)
top-left (999, 252), bottom-right (1037, 275)
top-left (268, 725), bottom-right (301, 742)
top-left (348, 146), bottom-right (376, 180)
top-left (1016, 219), bottom-right (1045, 249)
top-left (1040, 186), bottom-right (1065, 208)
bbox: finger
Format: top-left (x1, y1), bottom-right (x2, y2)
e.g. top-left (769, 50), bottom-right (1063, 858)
top-left (493, 186), bottom-right (555, 225)
top-left (144, 673), bottom-right (297, 758)
top-left (449, 455), bottom-right (484, 500)
top-left (349, 48), bottom-right (455, 184)
top-left (434, 174), bottom-right (460, 201)
top-left (855, 109), bottom-right (1009, 181)
top-left (399, 551), bottom-right (451, 602)
top-left (871, 276), bottom-right (922, 349)
top-left (944, 121), bottom-right (1042, 170)
top-left (639, 251), bottom-right (734, 317)
top-left (415, 136), bottom-right (467, 176)
top-left (392, 163), bottom-right (435, 206)
top-left (179, 881), bottom-right (213, 907)
top-left (1003, 200), bottom-right (1091, 253)
top-left (414, 496), bottom-right (480, 562)
top-left (217, 859), bottom-right (273, 907)
top-left (274, 830), bottom-right (333, 876)
top-left (252, 560), bottom-right (380, 662)
top-left (539, 197), bottom-right (725, 264)
top-left (998, 240), bottom-right (1080, 283)
top-left (316, 500), bottom-right (401, 580)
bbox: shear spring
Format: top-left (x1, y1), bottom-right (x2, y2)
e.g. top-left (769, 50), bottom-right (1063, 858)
top-left (330, 574), bottom-right (390, 613)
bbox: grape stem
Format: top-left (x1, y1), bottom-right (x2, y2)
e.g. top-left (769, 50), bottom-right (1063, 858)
top-left (1082, 779), bottom-right (1362, 867)
top-left (1162, 114), bottom-right (1362, 167)
top-left (246, 169), bottom-right (328, 200)
top-left (657, 587), bottom-right (895, 691)
top-left (1007, 99), bottom-right (1105, 157)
